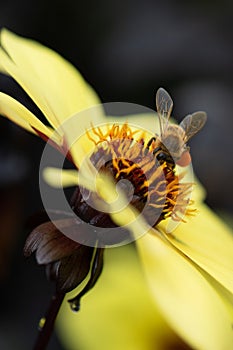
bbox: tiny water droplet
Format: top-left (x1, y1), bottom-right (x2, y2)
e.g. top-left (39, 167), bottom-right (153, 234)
top-left (69, 300), bottom-right (80, 312)
top-left (38, 317), bottom-right (46, 330)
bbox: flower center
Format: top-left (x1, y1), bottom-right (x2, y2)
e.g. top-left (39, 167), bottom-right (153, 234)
top-left (71, 123), bottom-right (194, 235)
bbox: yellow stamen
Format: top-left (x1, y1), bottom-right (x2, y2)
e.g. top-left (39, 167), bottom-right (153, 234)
top-left (86, 122), bottom-right (195, 227)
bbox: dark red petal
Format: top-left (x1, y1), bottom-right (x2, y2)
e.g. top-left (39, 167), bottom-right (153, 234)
top-left (46, 261), bottom-right (61, 281)
top-left (34, 219), bottom-right (82, 264)
top-left (24, 228), bottom-right (44, 257)
top-left (57, 246), bottom-right (94, 293)
top-left (31, 126), bottom-right (62, 152)
top-left (24, 218), bottom-right (82, 262)
top-left (68, 248), bottom-right (104, 307)
top-left (26, 209), bottom-right (74, 231)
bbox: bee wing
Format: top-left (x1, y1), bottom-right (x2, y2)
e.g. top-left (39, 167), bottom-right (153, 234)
top-left (180, 111), bottom-right (207, 142)
top-left (156, 87), bottom-right (173, 135)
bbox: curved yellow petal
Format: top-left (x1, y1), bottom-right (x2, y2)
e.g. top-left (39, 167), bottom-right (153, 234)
top-left (191, 178), bottom-right (206, 203)
top-left (0, 29), bottom-right (102, 129)
top-left (43, 166), bottom-right (103, 193)
top-left (57, 245), bottom-right (189, 350)
top-left (43, 168), bottom-right (79, 188)
top-left (163, 203), bottom-right (233, 295)
top-left (59, 108), bottom-right (106, 170)
top-left (0, 92), bottom-right (60, 143)
top-left (137, 233), bottom-right (233, 350)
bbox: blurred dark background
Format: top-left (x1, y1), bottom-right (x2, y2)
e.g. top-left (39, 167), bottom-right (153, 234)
top-left (0, 0), bottom-right (232, 349)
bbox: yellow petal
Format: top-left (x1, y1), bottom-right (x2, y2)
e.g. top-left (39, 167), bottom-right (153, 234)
top-left (0, 29), bottom-right (102, 129)
top-left (192, 177), bottom-right (206, 203)
top-left (197, 266), bottom-right (233, 321)
top-left (43, 168), bottom-right (79, 188)
top-left (137, 233), bottom-right (233, 350)
top-left (59, 108), bottom-right (106, 170)
top-left (43, 167), bottom-right (103, 194)
top-left (57, 245), bottom-right (189, 350)
top-left (0, 92), bottom-right (60, 143)
top-left (94, 172), bottom-right (151, 242)
top-left (162, 203), bottom-right (233, 294)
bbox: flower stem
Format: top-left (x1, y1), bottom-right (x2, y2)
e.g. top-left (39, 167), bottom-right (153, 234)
top-left (33, 291), bottom-right (66, 350)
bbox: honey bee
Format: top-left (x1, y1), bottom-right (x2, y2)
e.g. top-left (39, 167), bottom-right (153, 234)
top-left (147, 87), bottom-right (207, 168)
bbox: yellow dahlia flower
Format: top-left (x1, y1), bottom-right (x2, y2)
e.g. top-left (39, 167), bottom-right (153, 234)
top-left (0, 29), bottom-right (233, 350)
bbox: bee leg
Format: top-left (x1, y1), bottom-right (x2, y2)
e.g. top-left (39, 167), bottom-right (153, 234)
top-left (145, 137), bottom-right (156, 153)
top-left (146, 137), bottom-right (156, 149)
